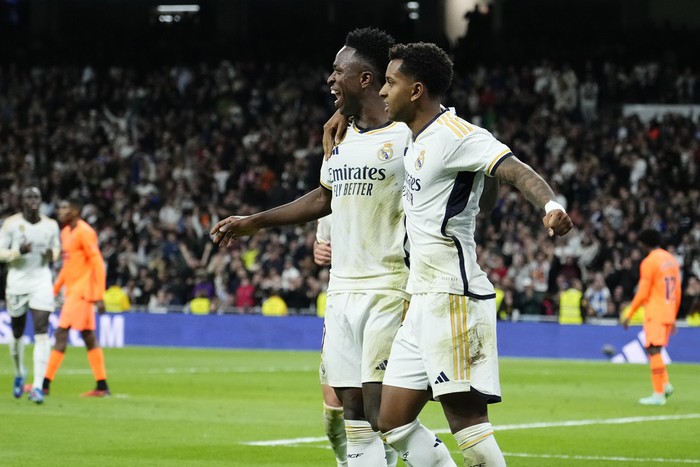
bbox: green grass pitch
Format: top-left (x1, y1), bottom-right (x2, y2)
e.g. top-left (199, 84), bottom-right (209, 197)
top-left (1, 347), bottom-right (698, 466)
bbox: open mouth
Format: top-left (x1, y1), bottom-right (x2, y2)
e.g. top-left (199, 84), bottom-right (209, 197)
top-left (331, 89), bottom-right (342, 108)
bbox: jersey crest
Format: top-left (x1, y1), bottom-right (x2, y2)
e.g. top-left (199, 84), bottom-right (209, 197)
top-left (415, 150), bottom-right (426, 170)
top-left (377, 143), bottom-right (394, 161)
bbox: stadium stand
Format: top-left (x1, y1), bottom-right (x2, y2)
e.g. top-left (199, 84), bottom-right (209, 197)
top-left (0, 55), bottom-right (698, 318)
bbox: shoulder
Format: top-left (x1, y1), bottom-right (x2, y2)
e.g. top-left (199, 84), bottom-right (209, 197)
top-left (39, 215), bottom-right (60, 228)
top-left (1, 213), bottom-right (24, 228)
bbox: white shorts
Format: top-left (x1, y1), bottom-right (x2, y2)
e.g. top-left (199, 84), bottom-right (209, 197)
top-left (6, 289), bottom-right (55, 318)
top-left (321, 291), bottom-right (406, 388)
top-left (383, 293), bottom-right (501, 402)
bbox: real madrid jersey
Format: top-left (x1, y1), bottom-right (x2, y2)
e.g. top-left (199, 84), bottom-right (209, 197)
top-left (0, 213), bottom-right (61, 295)
top-left (320, 121), bottom-right (410, 296)
top-left (402, 109), bottom-right (512, 297)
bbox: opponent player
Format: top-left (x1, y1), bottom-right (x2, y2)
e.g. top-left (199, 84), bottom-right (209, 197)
top-left (375, 42), bottom-right (572, 466)
top-left (0, 187), bottom-right (60, 404)
top-left (623, 229), bottom-right (681, 405)
top-left (43, 198), bottom-right (110, 397)
top-left (212, 28), bottom-right (440, 466)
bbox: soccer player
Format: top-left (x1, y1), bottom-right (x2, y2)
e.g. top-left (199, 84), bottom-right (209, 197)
top-left (313, 215), bottom-right (347, 466)
top-left (43, 198), bottom-right (110, 397)
top-left (375, 42), bottom-right (573, 466)
top-left (0, 187), bottom-right (60, 404)
top-left (623, 229), bottom-right (681, 406)
top-left (212, 28), bottom-right (424, 466)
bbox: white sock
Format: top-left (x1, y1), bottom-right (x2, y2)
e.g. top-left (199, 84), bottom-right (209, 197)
top-left (33, 334), bottom-right (51, 390)
top-left (323, 403), bottom-right (347, 466)
top-left (345, 419), bottom-right (387, 467)
top-left (383, 419), bottom-right (456, 467)
top-left (385, 442), bottom-right (398, 467)
top-left (454, 422), bottom-right (506, 466)
top-left (9, 335), bottom-right (25, 378)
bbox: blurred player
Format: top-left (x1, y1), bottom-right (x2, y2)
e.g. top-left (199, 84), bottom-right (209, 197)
top-left (43, 198), bottom-right (110, 397)
top-left (213, 28), bottom-right (420, 466)
top-left (623, 229), bottom-right (681, 405)
top-left (314, 215), bottom-right (347, 466)
top-left (376, 42), bottom-right (572, 466)
top-left (0, 187), bottom-right (60, 404)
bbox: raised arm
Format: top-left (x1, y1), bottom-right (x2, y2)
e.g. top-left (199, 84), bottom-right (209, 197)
top-left (211, 186), bottom-right (332, 247)
top-left (492, 155), bottom-right (572, 236)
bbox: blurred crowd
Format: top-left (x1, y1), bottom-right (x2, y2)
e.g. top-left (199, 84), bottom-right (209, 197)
top-left (0, 56), bottom-right (698, 319)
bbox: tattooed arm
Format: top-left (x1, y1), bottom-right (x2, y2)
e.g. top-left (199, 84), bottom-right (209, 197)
top-left (492, 155), bottom-right (573, 236)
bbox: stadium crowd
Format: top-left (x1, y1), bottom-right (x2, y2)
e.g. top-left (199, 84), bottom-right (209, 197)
top-left (0, 57), bottom-right (698, 319)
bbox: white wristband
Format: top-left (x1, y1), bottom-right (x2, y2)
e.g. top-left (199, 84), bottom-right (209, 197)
top-left (544, 200), bottom-right (566, 214)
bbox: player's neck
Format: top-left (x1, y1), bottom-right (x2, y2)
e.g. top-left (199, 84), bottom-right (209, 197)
top-left (23, 210), bottom-right (40, 224)
top-left (408, 103), bottom-right (444, 138)
top-left (353, 98), bottom-right (390, 130)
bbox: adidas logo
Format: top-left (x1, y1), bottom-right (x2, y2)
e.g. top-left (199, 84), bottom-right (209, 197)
top-left (434, 371), bottom-right (450, 385)
top-left (433, 436), bottom-right (443, 448)
top-left (375, 360), bottom-right (388, 371)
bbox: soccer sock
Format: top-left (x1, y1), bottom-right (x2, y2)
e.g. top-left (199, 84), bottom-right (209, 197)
top-left (382, 419), bottom-right (456, 467)
top-left (32, 334), bottom-right (51, 390)
top-left (8, 335), bottom-right (25, 377)
top-left (384, 442), bottom-right (398, 467)
top-left (345, 419), bottom-right (387, 467)
top-left (323, 403), bottom-right (347, 466)
top-left (44, 349), bottom-right (65, 383)
top-left (87, 348), bottom-right (108, 387)
top-left (649, 353), bottom-right (666, 394)
top-left (454, 422), bottom-right (506, 467)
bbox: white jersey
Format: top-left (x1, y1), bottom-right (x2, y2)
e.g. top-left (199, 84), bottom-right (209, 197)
top-left (402, 109), bottom-right (512, 297)
top-left (0, 213), bottom-right (61, 295)
top-left (320, 121), bottom-right (409, 295)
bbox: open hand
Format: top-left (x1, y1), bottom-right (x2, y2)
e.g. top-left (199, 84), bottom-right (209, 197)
top-left (210, 216), bottom-right (258, 247)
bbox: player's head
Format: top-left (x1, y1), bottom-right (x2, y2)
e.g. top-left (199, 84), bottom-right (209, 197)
top-left (21, 187), bottom-right (42, 215)
top-left (380, 42), bottom-right (454, 123)
top-left (327, 27), bottom-right (395, 116)
top-left (638, 229), bottom-right (662, 252)
top-left (57, 197), bottom-right (82, 225)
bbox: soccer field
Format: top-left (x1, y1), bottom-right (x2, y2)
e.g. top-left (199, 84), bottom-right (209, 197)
top-left (1, 347), bottom-right (698, 466)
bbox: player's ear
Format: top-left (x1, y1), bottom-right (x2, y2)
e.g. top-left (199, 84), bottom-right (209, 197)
top-left (410, 82), bottom-right (425, 102)
top-left (360, 70), bottom-right (373, 89)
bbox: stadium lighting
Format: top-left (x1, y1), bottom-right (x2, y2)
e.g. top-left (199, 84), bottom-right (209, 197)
top-left (407, 1), bottom-right (420, 10)
top-left (409, 12), bottom-right (420, 20)
top-left (156, 4), bottom-right (200, 13)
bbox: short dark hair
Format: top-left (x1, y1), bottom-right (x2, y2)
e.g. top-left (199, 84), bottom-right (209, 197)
top-left (389, 42), bottom-right (454, 97)
top-left (65, 197), bottom-right (83, 212)
top-left (638, 229), bottom-right (662, 248)
top-left (345, 27), bottom-right (395, 83)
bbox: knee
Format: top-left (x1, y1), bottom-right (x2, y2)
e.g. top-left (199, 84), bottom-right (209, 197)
top-left (53, 328), bottom-right (68, 351)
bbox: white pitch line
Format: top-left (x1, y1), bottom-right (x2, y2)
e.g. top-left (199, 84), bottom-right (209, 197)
top-left (53, 366), bottom-right (316, 376)
top-left (504, 452), bottom-right (700, 464)
top-left (244, 413), bottom-right (700, 446)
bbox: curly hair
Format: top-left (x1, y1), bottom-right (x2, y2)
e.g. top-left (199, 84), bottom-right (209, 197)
top-left (639, 229), bottom-right (663, 248)
top-left (388, 42), bottom-right (454, 97)
top-left (345, 27), bottom-right (395, 83)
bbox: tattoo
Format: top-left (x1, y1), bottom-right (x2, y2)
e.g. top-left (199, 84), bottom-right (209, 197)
top-left (493, 156), bottom-right (556, 209)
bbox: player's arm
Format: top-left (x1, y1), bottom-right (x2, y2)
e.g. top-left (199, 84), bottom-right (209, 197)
top-left (211, 186), bottom-right (332, 247)
top-left (313, 215), bottom-right (332, 266)
top-left (0, 220), bottom-right (22, 262)
top-left (322, 111), bottom-right (350, 159)
top-left (492, 155), bottom-right (572, 236)
top-left (53, 268), bottom-right (65, 296)
top-left (42, 221), bottom-right (61, 264)
top-left (479, 177), bottom-right (500, 213)
top-left (624, 260), bottom-right (652, 328)
top-left (82, 229), bottom-right (107, 302)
